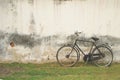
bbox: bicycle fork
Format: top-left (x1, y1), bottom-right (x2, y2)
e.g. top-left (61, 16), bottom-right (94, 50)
top-left (65, 44), bottom-right (80, 59)
top-left (65, 45), bottom-right (76, 58)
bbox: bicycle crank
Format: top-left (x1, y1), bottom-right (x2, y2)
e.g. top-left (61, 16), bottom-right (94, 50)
top-left (83, 54), bottom-right (92, 62)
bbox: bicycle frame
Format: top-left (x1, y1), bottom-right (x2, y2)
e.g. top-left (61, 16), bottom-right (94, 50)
top-left (72, 39), bottom-right (97, 56)
top-left (56, 35), bottom-right (113, 67)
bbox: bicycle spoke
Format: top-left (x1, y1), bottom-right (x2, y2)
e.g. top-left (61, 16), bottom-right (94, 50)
top-left (92, 46), bottom-right (113, 67)
top-left (56, 45), bottom-right (79, 67)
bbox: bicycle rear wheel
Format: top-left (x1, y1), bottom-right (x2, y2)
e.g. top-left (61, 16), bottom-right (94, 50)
top-left (56, 45), bottom-right (79, 67)
top-left (91, 45), bottom-right (113, 67)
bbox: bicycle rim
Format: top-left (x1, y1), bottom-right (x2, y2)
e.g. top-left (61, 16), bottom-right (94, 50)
top-left (92, 46), bottom-right (113, 67)
top-left (56, 45), bottom-right (79, 67)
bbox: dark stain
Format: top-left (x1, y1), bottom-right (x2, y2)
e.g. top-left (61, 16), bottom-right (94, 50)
top-left (0, 30), bottom-right (120, 49)
top-left (28, 0), bottom-right (34, 5)
top-left (9, 0), bottom-right (17, 16)
top-left (58, 0), bottom-right (72, 1)
top-left (54, 0), bottom-right (72, 5)
top-left (54, 0), bottom-right (87, 5)
top-left (30, 14), bottom-right (35, 25)
top-left (8, 33), bottom-right (38, 48)
top-left (0, 30), bottom-right (58, 48)
top-left (7, 33), bottom-right (58, 48)
top-left (29, 14), bottom-right (35, 34)
top-left (0, 30), bottom-right (6, 39)
top-left (79, 0), bottom-right (87, 1)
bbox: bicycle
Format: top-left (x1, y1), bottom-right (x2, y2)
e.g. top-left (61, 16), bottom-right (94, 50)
top-left (56, 32), bottom-right (113, 67)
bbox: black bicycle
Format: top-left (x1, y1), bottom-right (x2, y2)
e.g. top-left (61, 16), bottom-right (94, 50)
top-left (56, 32), bottom-right (113, 67)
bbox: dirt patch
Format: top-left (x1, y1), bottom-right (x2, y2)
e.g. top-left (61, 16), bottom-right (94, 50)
top-left (0, 66), bottom-right (24, 76)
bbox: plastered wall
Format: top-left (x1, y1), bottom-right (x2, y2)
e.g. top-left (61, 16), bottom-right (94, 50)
top-left (0, 0), bottom-right (120, 63)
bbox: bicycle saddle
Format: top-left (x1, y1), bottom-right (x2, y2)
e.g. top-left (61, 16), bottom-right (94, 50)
top-left (91, 37), bottom-right (99, 41)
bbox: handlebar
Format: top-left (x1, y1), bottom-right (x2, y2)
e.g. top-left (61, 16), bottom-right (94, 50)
top-left (74, 32), bottom-right (100, 42)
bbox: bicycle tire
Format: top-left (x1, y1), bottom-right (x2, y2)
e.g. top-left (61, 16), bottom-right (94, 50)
top-left (91, 45), bottom-right (113, 67)
top-left (56, 44), bottom-right (80, 67)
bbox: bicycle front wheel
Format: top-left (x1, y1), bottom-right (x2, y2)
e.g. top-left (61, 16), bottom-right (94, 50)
top-left (91, 45), bottom-right (113, 67)
top-left (56, 45), bottom-right (79, 67)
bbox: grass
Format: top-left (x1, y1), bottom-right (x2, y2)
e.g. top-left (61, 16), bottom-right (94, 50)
top-left (0, 62), bottom-right (120, 80)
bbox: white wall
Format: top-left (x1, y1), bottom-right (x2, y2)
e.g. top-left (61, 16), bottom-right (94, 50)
top-left (0, 0), bottom-right (120, 63)
top-left (0, 0), bottom-right (120, 37)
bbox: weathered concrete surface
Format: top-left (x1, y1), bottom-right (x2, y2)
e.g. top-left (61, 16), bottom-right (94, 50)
top-left (0, 31), bottom-right (120, 63)
top-left (0, 31), bottom-right (67, 63)
top-left (0, 0), bottom-right (120, 63)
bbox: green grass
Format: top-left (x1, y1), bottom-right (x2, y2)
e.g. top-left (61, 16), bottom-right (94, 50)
top-left (0, 62), bottom-right (120, 80)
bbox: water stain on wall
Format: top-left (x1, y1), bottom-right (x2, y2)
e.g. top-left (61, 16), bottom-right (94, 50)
top-left (29, 14), bottom-right (36, 34)
top-left (54, 0), bottom-right (87, 5)
top-left (0, 30), bottom-right (120, 63)
top-left (28, 0), bottom-right (34, 5)
top-left (54, 0), bottom-right (72, 5)
top-left (0, 0), bottom-right (120, 63)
